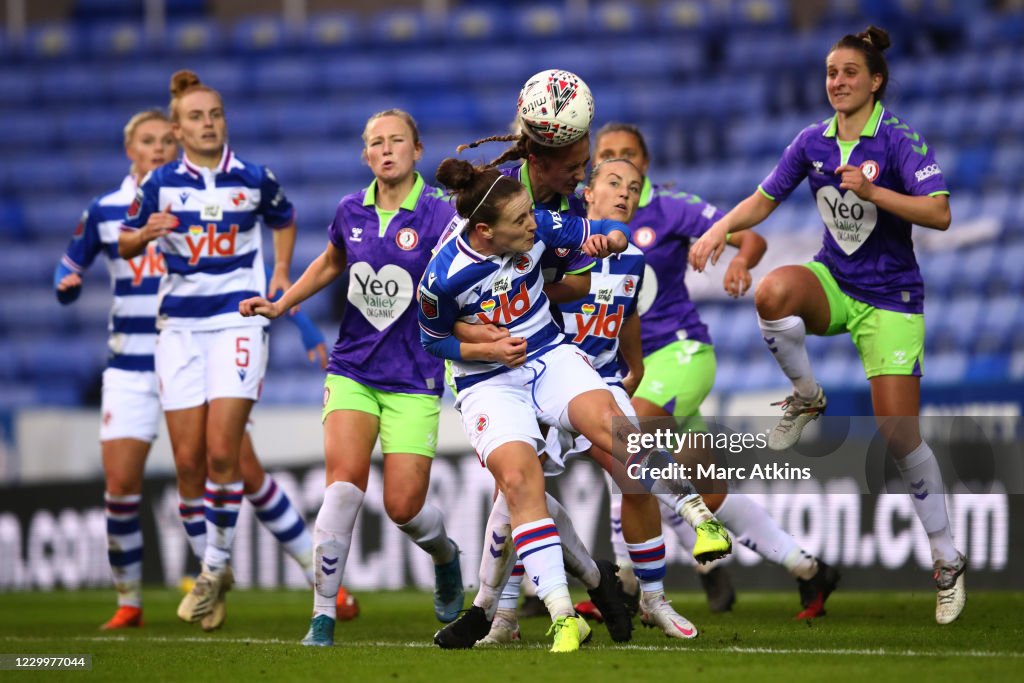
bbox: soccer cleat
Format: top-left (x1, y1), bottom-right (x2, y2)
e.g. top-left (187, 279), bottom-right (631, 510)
top-left (692, 519), bottom-right (732, 564)
top-left (200, 565), bottom-right (233, 632)
top-left (795, 560), bottom-right (840, 619)
top-left (547, 615), bottom-right (587, 653)
top-left (586, 559), bottom-right (633, 642)
top-left (336, 586), bottom-right (360, 621)
top-left (477, 608), bottom-right (521, 645)
top-left (640, 594), bottom-right (698, 639)
top-left (698, 565), bottom-right (736, 613)
top-left (433, 541), bottom-right (465, 623)
top-left (518, 595), bottom-right (548, 618)
top-left (768, 386), bottom-right (827, 451)
top-left (572, 600), bottom-right (603, 622)
top-left (434, 605), bottom-right (491, 649)
top-left (100, 606), bottom-right (143, 630)
top-left (934, 553), bottom-right (967, 625)
top-left (177, 569), bottom-right (221, 623)
top-left (301, 614), bottom-right (336, 647)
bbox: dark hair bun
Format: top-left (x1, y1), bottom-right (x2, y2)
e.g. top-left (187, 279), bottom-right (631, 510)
top-left (435, 158), bottom-right (477, 193)
top-left (859, 25), bottom-right (891, 51)
top-left (170, 70), bottom-right (201, 98)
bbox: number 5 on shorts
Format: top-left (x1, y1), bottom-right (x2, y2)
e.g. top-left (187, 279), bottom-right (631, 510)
top-left (236, 337), bottom-right (250, 368)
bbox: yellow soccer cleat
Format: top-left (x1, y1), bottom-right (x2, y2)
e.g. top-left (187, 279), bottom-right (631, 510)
top-left (693, 519), bottom-right (732, 564)
top-left (547, 615), bottom-right (589, 653)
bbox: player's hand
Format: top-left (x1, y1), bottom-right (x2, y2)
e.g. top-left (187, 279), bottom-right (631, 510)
top-left (582, 234), bottom-right (613, 258)
top-left (308, 342), bottom-right (328, 370)
top-left (835, 164), bottom-right (875, 201)
top-left (140, 204), bottom-right (178, 242)
top-left (454, 322), bottom-right (509, 343)
top-left (57, 272), bottom-right (82, 292)
top-left (491, 336), bottom-right (528, 368)
top-left (268, 268), bottom-right (295, 311)
top-left (723, 257), bottom-right (752, 298)
top-left (239, 295), bottom-right (282, 319)
top-left (622, 371), bottom-right (642, 397)
top-left (689, 222), bottom-right (729, 272)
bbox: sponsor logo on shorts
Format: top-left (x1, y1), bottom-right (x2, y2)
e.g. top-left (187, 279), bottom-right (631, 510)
top-left (475, 414), bottom-right (489, 433)
top-left (915, 164), bottom-right (942, 182)
top-left (893, 350), bottom-right (908, 366)
top-left (860, 160), bottom-right (880, 182)
top-left (396, 227), bottom-right (419, 251)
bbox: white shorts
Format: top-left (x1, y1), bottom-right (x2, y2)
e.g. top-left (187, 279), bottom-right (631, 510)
top-left (100, 367), bottom-right (161, 442)
top-left (455, 344), bottom-right (610, 464)
top-left (155, 326), bottom-right (269, 411)
top-left (542, 381), bottom-right (638, 476)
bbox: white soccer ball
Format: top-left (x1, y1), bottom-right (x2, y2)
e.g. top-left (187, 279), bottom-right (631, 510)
top-left (516, 69), bottom-right (594, 147)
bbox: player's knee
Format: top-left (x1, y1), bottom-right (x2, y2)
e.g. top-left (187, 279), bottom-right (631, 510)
top-left (105, 477), bottom-right (142, 497)
top-left (384, 492), bottom-right (423, 526)
top-left (754, 273), bottom-right (790, 319)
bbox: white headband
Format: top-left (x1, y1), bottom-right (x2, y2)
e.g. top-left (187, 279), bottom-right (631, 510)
top-left (468, 174), bottom-right (506, 221)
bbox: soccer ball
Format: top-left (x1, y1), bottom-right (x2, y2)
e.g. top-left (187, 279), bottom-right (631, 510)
top-left (517, 69), bottom-right (594, 147)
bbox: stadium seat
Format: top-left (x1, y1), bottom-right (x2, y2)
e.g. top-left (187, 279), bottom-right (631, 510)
top-left (23, 23), bottom-right (81, 60)
top-left (656, 1), bottom-right (714, 35)
top-left (515, 5), bottom-right (573, 40)
top-left (250, 57), bottom-right (320, 97)
top-left (167, 20), bottom-right (221, 55)
top-left (446, 6), bottom-right (506, 42)
top-left (589, 2), bottom-right (645, 36)
top-left (305, 12), bottom-right (361, 50)
top-left (231, 15), bottom-right (290, 54)
top-left (371, 10), bottom-right (435, 46)
top-left (88, 21), bottom-right (145, 58)
top-left (320, 54), bottom-right (399, 95)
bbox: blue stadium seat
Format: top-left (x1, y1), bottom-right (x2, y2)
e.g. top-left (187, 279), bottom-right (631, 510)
top-left (0, 67), bottom-right (37, 107)
top-left (446, 6), bottom-right (506, 42)
top-left (0, 200), bottom-right (27, 239)
top-left (0, 244), bottom-right (65, 287)
top-left (925, 351), bottom-right (968, 386)
top-left (731, 0), bottom-right (787, 29)
top-left (265, 101), bottom-right (338, 143)
top-left (305, 12), bottom-right (361, 50)
top-left (60, 109), bottom-right (124, 148)
top-left (88, 21), bottom-right (144, 58)
top-left (294, 143), bottom-right (367, 187)
top-left (320, 54), bottom-right (399, 95)
top-left (23, 194), bottom-right (94, 237)
top-left (656, 1), bottom-right (714, 35)
top-left (389, 52), bottom-right (462, 91)
top-left (231, 15), bottom-right (289, 54)
top-left (38, 63), bottom-right (112, 104)
top-left (407, 93), bottom-right (480, 132)
top-left (589, 2), bottom-right (645, 36)
top-left (24, 23), bottom-right (81, 60)
top-left (250, 57), bottom-right (320, 97)
top-left (515, 5), bottom-right (573, 40)
top-left (973, 296), bottom-right (1020, 354)
top-left (167, 20), bottom-right (221, 55)
top-left (372, 9), bottom-right (435, 46)
top-left (0, 111), bottom-right (61, 151)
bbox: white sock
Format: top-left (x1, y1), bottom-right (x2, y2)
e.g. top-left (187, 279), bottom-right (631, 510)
top-left (202, 480), bottom-right (243, 573)
top-left (246, 474), bottom-right (314, 585)
top-left (545, 492), bottom-right (600, 590)
top-left (759, 316), bottom-right (818, 398)
top-left (498, 564), bottom-right (524, 611)
top-left (312, 481), bottom-right (364, 619)
top-left (178, 494), bottom-right (206, 562)
top-left (667, 493), bottom-right (714, 528)
top-left (512, 518), bottom-right (573, 620)
top-left (626, 535), bottom-right (667, 595)
top-left (895, 440), bottom-right (958, 563)
top-left (397, 502), bottom-right (455, 565)
top-left (661, 502), bottom-right (695, 553)
top-left (474, 493), bottom-right (516, 619)
top-left (716, 493), bottom-right (807, 571)
top-left (105, 493), bottom-right (143, 607)
top-left (609, 491), bottom-right (629, 564)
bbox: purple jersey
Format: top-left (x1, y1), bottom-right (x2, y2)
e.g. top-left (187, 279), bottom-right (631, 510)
top-left (631, 177), bottom-right (722, 354)
top-left (501, 161), bottom-right (595, 279)
top-left (326, 173), bottom-right (455, 395)
top-left (759, 102), bottom-right (949, 313)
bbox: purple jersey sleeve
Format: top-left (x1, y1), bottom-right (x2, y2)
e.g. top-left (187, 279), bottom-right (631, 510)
top-left (563, 250), bottom-right (595, 274)
top-left (759, 129), bottom-right (811, 202)
top-left (893, 130), bottom-right (948, 197)
top-left (258, 166), bottom-right (295, 228)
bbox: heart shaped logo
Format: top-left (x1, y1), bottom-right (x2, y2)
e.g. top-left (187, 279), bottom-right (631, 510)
top-left (347, 262), bottom-right (414, 332)
top-left (815, 186), bottom-right (878, 256)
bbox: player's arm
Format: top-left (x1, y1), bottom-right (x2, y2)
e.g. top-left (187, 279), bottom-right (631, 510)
top-left (119, 204), bottom-right (177, 259)
top-left (722, 229), bottom-right (767, 298)
top-left (54, 207), bottom-right (102, 305)
top-left (452, 321), bottom-right (510, 344)
top-left (619, 312), bottom-right (644, 397)
top-left (836, 162), bottom-right (951, 230)
top-left (241, 241), bottom-right (346, 320)
top-left (582, 219), bottom-right (630, 257)
top-left (265, 264), bottom-right (328, 369)
top-left (690, 191), bottom-right (777, 272)
top-left (544, 270), bottom-right (591, 304)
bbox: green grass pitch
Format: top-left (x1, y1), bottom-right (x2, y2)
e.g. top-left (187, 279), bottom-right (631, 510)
top-left (1, 589), bottom-right (1021, 681)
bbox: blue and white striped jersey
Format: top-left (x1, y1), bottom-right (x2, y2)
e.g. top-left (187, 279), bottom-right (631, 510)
top-left (121, 148), bottom-right (294, 331)
top-left (557, 244), bottom-right (645, 381)
top-left (60, 175), bottom-right (164, 372)
top-left (419, 210), bottom-right (628, 391)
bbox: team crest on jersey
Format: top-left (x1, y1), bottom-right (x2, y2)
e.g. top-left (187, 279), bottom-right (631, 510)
top-left (475, 414), bottom-right (489, 433)
top-left (623, 277), bottom-right (635, 295)
top-left (396, 227), bottom-right (419, 251)
top-left (860, 160), bottom-right (880, 182)
top-left (513, 253), bottom-right (533, 274)
top-left (230, 190), bottom-right (246, 206)
top-left (127, 190), bottom-right (143, 220)
top-left (555, 247), bottom-right (570, 257)
top-left (634, 227), bottom-right (656, 247)
top-left (73, 210), bottom-right (87, 239)
top-left (420, 290), bottom-right (438, 319)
